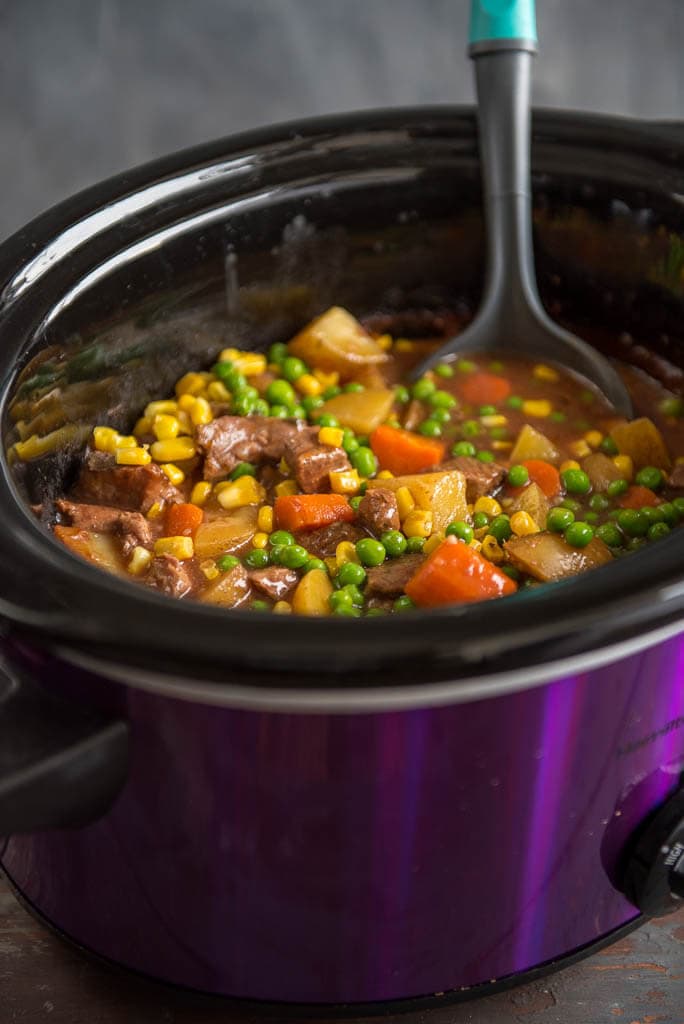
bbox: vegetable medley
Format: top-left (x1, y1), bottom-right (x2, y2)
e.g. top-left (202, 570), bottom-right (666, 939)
top-left (46, 306), bottom-right (684, 615)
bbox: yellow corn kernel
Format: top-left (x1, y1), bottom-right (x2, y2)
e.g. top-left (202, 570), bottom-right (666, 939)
top-left (145, 400), bottom-right (178, 418)
top-left (275, 479), bottom-right (298, 498)
top-left (216, 476), bottom-right (265, 510)
top-left (114, 435), bottom-right (138, 449)
top-left (257, 505), bottom-right (274, 532)
top-left (423, 531), bottom-right (445, 555)
top-left (190, 481), bottom-right (212, 507)
top-left (219, 350), bottom-right (267, 377)
top-left (218, 347), bottom-right (241, 362)
top-left (175, 372), bottom-right (208, 397)
top-left (612, 454), bottom-right (633, 481)
top-left (313, 368), bottom-right (340, 389)
top-left (153, 414), bottom-right (180, 441)
top-left (469, 539), bottom-right (483, 552)
top-left (533, 364), bottom-right (560, 383)
top-left (510, 511), bottom-right (539, 536)
top-left (200, 559), bottom-right (220, 581)
top-left (560, 459), bottom-right (581, 473)
top-left (336, 541), bottom-right (360, 567)
top-left (296, 373), bottom-right (322, 397)
top-left (376, 333), bottom-right (393, 351)
top-left (584, 429), bottom-right (603, 449)
top-left (501, 496), bottom-right (514, 509)
top-left (146, 501), bottom-right (164, 520)
top-left (160, 463), bottom-right (185, 486)
top-left (480, 414), bottom-right (507, 428)
top-left (273, 600), bottom-right (292, 614)
top-left (176, 411), bottom-right (193, 435)
top-left (278, 456), bottom-right (291, 476)
top-left (318, 426), bottom-right (344, 448)
top-left (252, 532), bottom-right (270, 549)
top-left (474, 524), bottom-right (490, 540)
top-left (329, 468), bottom-right (361, 495)
top-left (115, 446), bottom-right (151, 466)
top-left (403, 509), bottom-right (433, 538)
top-left (481, 535), bottom-right (504, 563)
top-left (492, 441), bottom-right (513, 451)
top-left (377, 469), bottom-right (394, 479)
top-left (394, 338), bottom-right (415, 352)
top-left (396, 486), bottom-right (416, 520)
top-left (134, 416), bottom-right (153, 437)
top-left (127, 546), bottom-right (153, 576)
top-left (522, 399), bottom-right (553, 418)
top-left (154, 536), bottom-right (194, 560)
top-left (150, 437), bottom-right (196, 462)
top-left (474, 496), bottom-right (502, 518)
top-left (207, 380), bottom-right (231, 402)
top-left (570, 439), bottom-right (591, 458)
top-left (93, 426), bottom-right (120, 453)
top-left (177, 393), bottom-right (198, 413)
top-left (324, 556), bottom-right (338, 575)
top-left (190, 397), bottom-right (213, 427)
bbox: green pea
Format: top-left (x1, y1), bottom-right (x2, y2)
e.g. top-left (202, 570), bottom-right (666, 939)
top-left (344, 382), bottom-right (365, 393)
top-left (626, 536), bottom-right (647, 552)
top-left (584, 511), bottom-right (599, 524)
top-left (301, 395), bottom-right (324, 414)
top-left (323, 385), bottom-right (342, 400)
top-left (549, 411), bottom-right (566, 423)
top-left (329, 589), bottom-right (353, 612)
top-left (429, 389), bottom-right (457, 409)
top-left (281, 356), bottom-right (308, 382)
top-left (547, 507), bottom-right (575, 532)
top-left (336, 561), bottom-right (367, 587)
top-left (607, 479), bottom-right (629, 498)
top-left (381, 530), bottom-right (408, 557)
top-left (435, 363), bottom-right (454, 378)
top-left (232, 394), bottom-right (257, 416)
top-left (356, 538), bottom-right (386, 567)
top-left (356, 436), bottom-right (370, 448)
top-left (245, 548), bottom-right (270, 568)
top-left (477, 450), bottom-right (495, 463)
top-left (253, 399), bottom-right (270, 417)
top-left (490, 427), bottom-right (509, 441)
top-left (617, 509), bottom-right (649, 537)
top-left (659, 397), bottom-right (684, 417)
top-left (506, 395), bottom-right (524, 409)
top-left (431, 407), bottom-right (452, 425)
top-left (349, 495), bottom-right (363, 511)
top-left (456, 360), bottom-right (477, 373)
top-left (366, 607), bottom-right (387, 616)
top-left (279, 544), bottom-right (309, 569)
top-left (674, 497), bottom-right (684, 517)
top-left (647, 522), bottom-right (671, 541)
top-left (317, 413), bottom-right (340, 428)
top-left (217, 554), bottom-right (240, 572)
top-left (600, 436), bottom-right (619, 455)
top-left (640, 506), bottom-right (664, 525)
top-left (291, 405), bottom-right (306, 419)
top-left (446, 520), bottom-right (474, 543)
top-left (580, 389), bottom-right (595, 405)
top-left (393, 595), bottom-right (415, 612)
top-left (251, 599), bottom-right (271, 611)
top-left (339, 583), bottom-right (365, 607)
top-left (266, 379), bottom-right (296, 407)
top-left (561, 497), bottom-right (581, 512)
top-left (461, 420), bottom-right (480, 438)
top-left (406, 536), bottom-right (426, 553)
top-left (589, 493), bottom-right (611, 512)
top-left (488, 360), bottom-right (505, 373)
top-left (303, 558), bottom-right (328, 574)
top-left (473, 511), bottom-right (489, 529)
top-left (488, 515), bottom-right (512, 543)
top-left (451, 441), bottom-right (476, 457)
top-left (270, 530), bottom-right (295, 547)
top-left (658, 502), bottom-right (679, 526)
top-left (596, 522), bottom-right (623, 547)
top-left (350, 446), bottom-right (378, 477)
top-left (419, 419), bottom-right (443, 438)
top-left (268, 342), bottom-right (288, 364)
top-left (412, 378), bottom-right (436, 401)
top-left (269, 404), bottom-right (290, 419)
top-left (332, 603), bottom-right (363, 617)
top-left (479, 404), bottom-right (497, 416)
top-left (229, 462), bottom-right (257, 480)
top-left (564, 521), bottom-right (595, 548)
top-left (561, 468), bottom-right (591, 494)
top-left (342, 429), bottom-right (359, 454)
top-left (635, 466), bottom-right (664, 490)
top-left (394, 385), bottom-right (410, 404)
top-left (213, 360), bottom-right (236, 383)
top-left (507, 464), bottom-right (529, 487)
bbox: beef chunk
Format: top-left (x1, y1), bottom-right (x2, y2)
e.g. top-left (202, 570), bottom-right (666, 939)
top-left (668, 463), bottom-right (684, 489)
top-left (286, 442), bottom-right (351, 493)
top-left (248, 566), bottom-right (298, 601)
top-left (146, 555), bottom-right (194, 598)
top-left (357, 488), bottom-right (400, 535)
top-left (195, 416), bottom-right (318, 479)
top-left (365, 553), bottom-right (425, 597)
top-left (56, 500), bottom-right (152, 547)
top-left (441, 456), bottom-right (505, 502)
top-left (73, 452), bottom-right (181, 513)
top-left (294, 520), bottom-right (365, 559)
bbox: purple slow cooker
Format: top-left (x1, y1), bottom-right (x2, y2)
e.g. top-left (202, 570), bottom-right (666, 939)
top-left (0, 107), bottom-right (683, 1010)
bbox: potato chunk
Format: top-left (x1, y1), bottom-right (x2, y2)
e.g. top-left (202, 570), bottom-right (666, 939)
top-left (200, 565), bottom-right (251, 607)
top-left (582, 452), bottom-right (623, 491)
top-left (291, 568), bottom-right (333, 615)
top-left (609, 417), bottom-right (671, 470)
top-left (318, 388), bottom-right (395, 434)
top-left (53, 526), bottom-right (125, 575)
top-left (288, 307), bottom-right (388, 378)
top-left (367, 470), bottom-right (467, 531)
top-left (505, 532), bottom-right (613, 582)
top-left (193, 506), bottom-right (257, 560)
top-left (510, 482), bottom-right (549, 529)
top-left (509, 424), bottom-right (560, 464)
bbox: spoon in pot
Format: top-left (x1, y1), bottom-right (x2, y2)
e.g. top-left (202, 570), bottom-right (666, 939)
top-left (414, 0), bottom-right (632, 417)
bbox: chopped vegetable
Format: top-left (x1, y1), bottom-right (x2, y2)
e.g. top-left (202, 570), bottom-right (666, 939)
top-left (165, 503), bottom-right (204, 537)
top-left (610, 417), bottom-right (671, 470)
top-left (505, 532), bottom-right (612, 582)
top-left (517, 460), bottom-right (561, 498)
top-left (405, 536), bottom-right (517, 606)
top-left (274, 493), bottom-right (356, 532)
top-left (318, 388), bottom-right (395, 434)
top-left (509, 424), bottom-right (561, 464)
top-left (618, 485), bottom-right (660, 509)
top-left (53, 526), bottom-right (124, 575)
top-left (370, 424), bottom-right (445, 475)
top-left (459, 372), bottom-right (512, 406)
top-left (366, 470), bottom-right (468, 532)
top-left (193, 506), bottom-right (258, 560)
top-left (291, 568), bottom-right (334, 615)
top-left (582, 452), bottom-right (623, 491)
top-left (288, 307), bottom-right (388, 378)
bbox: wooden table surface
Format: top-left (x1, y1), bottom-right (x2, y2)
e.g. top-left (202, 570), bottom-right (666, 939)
top-left (1, 872), bottom-right (682, 1023)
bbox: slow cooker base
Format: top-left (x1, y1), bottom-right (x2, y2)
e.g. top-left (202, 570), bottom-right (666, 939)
top-left (3, 866), bottom-right (644, 1015)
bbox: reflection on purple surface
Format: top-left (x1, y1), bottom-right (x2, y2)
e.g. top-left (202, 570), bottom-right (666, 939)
top-left (2, 635), bottom-right (684, 1003)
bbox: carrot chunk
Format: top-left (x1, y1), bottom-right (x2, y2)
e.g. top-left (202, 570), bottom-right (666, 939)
top-left (165, 502), bottom-right (204, 537)
top-left (405, 536), bottom-right (517, 606)
top-left (274, 493), bottom-right (355, 532)
top-left (460, 372), bottom-right (511, 406)
top-left (369, 424), bottom-right (445, 475)
top-left (519, 460), bottom-right (561, 499)
top-left (618, 485), bottom-right (660, 509)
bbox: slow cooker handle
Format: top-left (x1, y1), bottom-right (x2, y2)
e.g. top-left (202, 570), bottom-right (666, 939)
top-left (0, 657), bottom-right (129, 836)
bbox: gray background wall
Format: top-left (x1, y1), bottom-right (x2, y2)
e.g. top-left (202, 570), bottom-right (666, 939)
top-left (1, 0), bottom-right (681, 240)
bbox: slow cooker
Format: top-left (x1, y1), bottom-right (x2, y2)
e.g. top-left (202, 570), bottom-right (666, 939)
top-left (0, 107), bottom-right (683, 1009)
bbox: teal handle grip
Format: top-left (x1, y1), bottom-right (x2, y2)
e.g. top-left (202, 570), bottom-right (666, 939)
top-left (469, 0), bottom-right (537, 45)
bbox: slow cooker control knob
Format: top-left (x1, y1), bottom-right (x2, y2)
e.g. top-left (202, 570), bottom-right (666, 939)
top-left (622, 788), bottom-right (684, 917)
